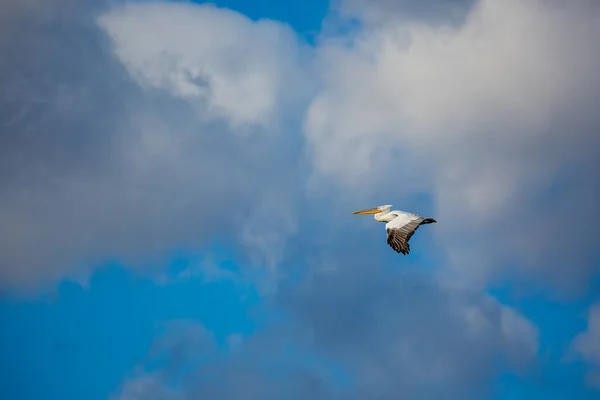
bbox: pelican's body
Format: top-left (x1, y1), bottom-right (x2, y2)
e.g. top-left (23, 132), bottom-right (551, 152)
top-left (353, 205), bottom-right (436, 255)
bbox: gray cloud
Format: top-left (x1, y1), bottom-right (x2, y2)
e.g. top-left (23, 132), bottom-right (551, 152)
top-left (112, 254), bottom-right (538, 400)
top-left (111, 320), bottom-right (338, 400)
top-left (0, 0), bottom-right (310, 294)
top-left (278, 252), bottom-right (538, 399)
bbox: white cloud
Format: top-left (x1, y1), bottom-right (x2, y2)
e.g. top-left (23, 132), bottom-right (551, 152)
top-left (0, 0), bottom-right (308, 293)
top-left (110, 371), bottom-right (183, 400)
top-left (573, 304), bottom-right (600, 389)
top-left (337, 0), bottom-right (475, 26)
top-left (238, 190), bottom-right (299, 271)
top-left (98, 2), bottom-right (310, 131)
top-left (304, 0), bottom-right (600, 291)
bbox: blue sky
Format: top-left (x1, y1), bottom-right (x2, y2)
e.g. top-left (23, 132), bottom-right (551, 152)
top-left (188, 0), bottom-right (328, 38)
top-left (1, 0), bottom-right (600, 399)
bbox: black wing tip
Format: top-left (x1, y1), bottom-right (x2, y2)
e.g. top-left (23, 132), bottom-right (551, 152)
top-left (391, 246), bottom-right (408, 255)
top-left (392, 247), bottom-right (409, 255)
top-left (422, 218), bottom-right (437, 224)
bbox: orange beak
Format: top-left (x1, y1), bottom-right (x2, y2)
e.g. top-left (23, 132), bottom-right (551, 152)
top-left (352, 207), bottom-right (380, 215)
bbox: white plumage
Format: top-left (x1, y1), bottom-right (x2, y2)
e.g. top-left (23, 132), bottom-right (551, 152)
top-left (353, 205), bottom-right (437, 255)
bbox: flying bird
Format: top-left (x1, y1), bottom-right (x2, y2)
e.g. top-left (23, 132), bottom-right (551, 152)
top-left (353, 205), bottom-right (436, 255)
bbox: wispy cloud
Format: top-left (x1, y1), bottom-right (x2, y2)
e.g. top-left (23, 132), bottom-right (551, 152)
top-left (112, 259), bottom-right (539, 399)
top-left (573, 304), bottom-right (600, 389)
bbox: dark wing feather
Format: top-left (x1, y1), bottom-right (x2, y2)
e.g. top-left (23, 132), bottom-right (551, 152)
top-left (386, 218), bottom-right (435, 255)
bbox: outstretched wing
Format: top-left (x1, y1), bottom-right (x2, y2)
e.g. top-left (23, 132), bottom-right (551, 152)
top-left (385, 213), bottom-right (431, 255)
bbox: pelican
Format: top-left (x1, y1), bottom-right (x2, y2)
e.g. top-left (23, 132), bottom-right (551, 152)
top-left (353, 205), bottom-right (436, 255)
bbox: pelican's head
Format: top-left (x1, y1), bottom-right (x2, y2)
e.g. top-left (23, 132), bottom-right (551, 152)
top-left (352, 204), bottom-right (392, 215)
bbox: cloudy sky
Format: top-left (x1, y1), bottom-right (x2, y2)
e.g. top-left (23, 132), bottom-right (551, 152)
top-left (1, 0), bottom-right (600, 398)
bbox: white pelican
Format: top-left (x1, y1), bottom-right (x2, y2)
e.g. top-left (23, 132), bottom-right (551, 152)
top-left (353, 205), bottom-right (436, 255)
